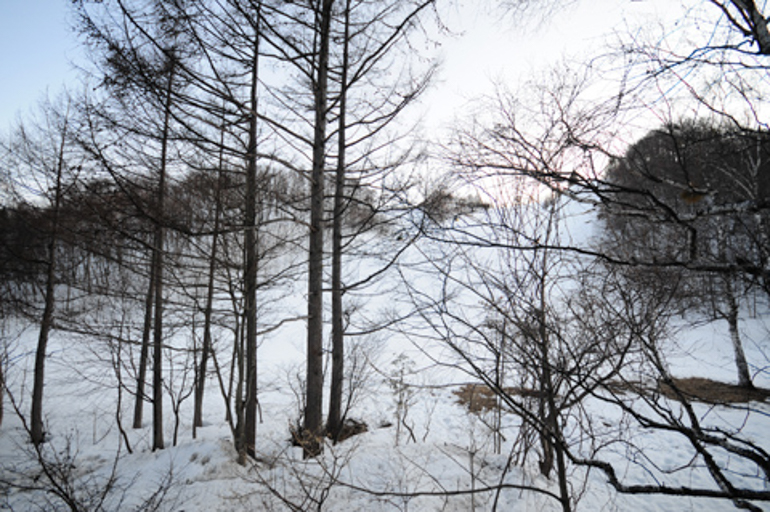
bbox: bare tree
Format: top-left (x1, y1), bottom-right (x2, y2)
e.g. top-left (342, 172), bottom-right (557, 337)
top-left (74, 0), bottom-right (209, 452)
top-left (192, 123), bottom-right (227, 437)
top-left (402, 180), bottom-right (645, 511)
top-left (327, 0), bottom-right (351, 447)
top-left (303, 0), bottom-right (335, 459)
top-left (325, 0), bottom-right (437, 443)
top-left (2, 99), bottom-right (81, 447)
top-left (31, 106), bottom-right (71, 447)
top-left (436, 1), bottom-right (770, 508)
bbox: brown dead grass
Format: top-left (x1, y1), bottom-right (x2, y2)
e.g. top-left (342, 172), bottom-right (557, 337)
top-left (658, 377), bottom-right (770, 404)
top-left (453, 383), bottom-right (543, 413)
top-left (455, 378), bottom-right (770, 413)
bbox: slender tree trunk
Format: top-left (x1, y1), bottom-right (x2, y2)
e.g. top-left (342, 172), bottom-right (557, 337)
top-left (237, 12), bottom-right (261, 463)
top-left (193, 116), bottom-right (227, 437)
top-left (31, 110), bottom-right (69, 447)
top-left (537, 305), bottom-right (554, 478)
top-left (193, 221), bottom-right (218, 436)
top-left (494, 320), bottom-right (505, 455)
top-left (551, 406), bottom-right (571, 512)
top-left (725, 275), bottom-right (753, 388)
top-left (151, 169), bottom-right (166, 452)
top-left (536, 272), bottom-right (570, 511)
top-left (31, 235), bottom-right (59, 446)
top-left (539, 211), bottom-right (571, 512)
top-left (151, 59), bottom-right (176, 452)
top-left (234, 303), bottom-right (245, 460)
top-left (227, 313), bottom-right (239, 425)
top-left (328, 0), bottom-right (351, 444)
top-left (304, 0), bottom-right (334, 459)
top-left (133, 266), bottom-right (155, 429)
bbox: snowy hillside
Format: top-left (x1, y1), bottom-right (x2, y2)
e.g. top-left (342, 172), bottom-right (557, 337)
top-left (2, 197), bottom-right (769, 512)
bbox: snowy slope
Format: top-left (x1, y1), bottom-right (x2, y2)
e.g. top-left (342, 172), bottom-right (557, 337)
top-left (1, 197), bottom-right (768, 511)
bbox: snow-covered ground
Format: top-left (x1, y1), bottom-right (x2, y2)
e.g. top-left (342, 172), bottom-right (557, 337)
top-left (2, 200), bottom-right (769, 511)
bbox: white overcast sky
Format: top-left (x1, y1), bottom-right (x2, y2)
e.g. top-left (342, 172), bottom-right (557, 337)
top-left (0, 0), bottom-right (677, 132)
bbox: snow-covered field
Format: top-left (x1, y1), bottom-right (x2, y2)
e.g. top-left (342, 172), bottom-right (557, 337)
top-left (2, 201), bottom-right (769, 511)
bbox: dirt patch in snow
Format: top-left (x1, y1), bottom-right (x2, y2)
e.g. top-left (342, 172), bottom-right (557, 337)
top-left (658, 377), bottom-right (770, 404)
top-left (453, 383), bottom-right (544, 413)
top-left (454, 378), bottom-right (770, 413)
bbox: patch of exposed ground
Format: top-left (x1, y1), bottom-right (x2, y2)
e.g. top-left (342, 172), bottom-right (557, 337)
top-left (453, 383), bottom-right (543, 413)
top-left (658, 377), bottom-right (770, 404)
top-left (454, 378), bottom-right (770, 413)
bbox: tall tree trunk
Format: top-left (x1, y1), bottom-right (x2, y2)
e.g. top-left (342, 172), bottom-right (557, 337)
top-left (538, 211), bottom-right (571, 512)
top-left (133, 266), bottom-right (155, 429)
top-left (327, 0), bottom-right (351, 444)
top-left (31, 109), bottom-right (69, 447)
top-left (238, 13), bottom-right (261, 463)
top-left (151, 59), bottom-right (176, 452)
top-left (241, 59), bottom-right (259, 462)
top-left (193, 114), bottom-right (227, 437)
top-left (304, 0), bottom-right (334, 459)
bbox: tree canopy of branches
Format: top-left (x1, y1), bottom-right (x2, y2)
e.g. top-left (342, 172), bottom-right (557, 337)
top-left (439, 1), bottom-right (770, 510)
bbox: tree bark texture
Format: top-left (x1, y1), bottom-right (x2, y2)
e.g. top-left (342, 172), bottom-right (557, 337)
top-left (304, 0), bottom-right (334, 459)
top-left (133, 266), bottom-right (155, 429)
top-left (725, 275), bottom-right (753, 388)
top-left (152, 60), bottom-right (176, 452)
top-left (242, 24), bottom-right (261, 460)
top-left (328, 0), bottom-right (350, 444)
